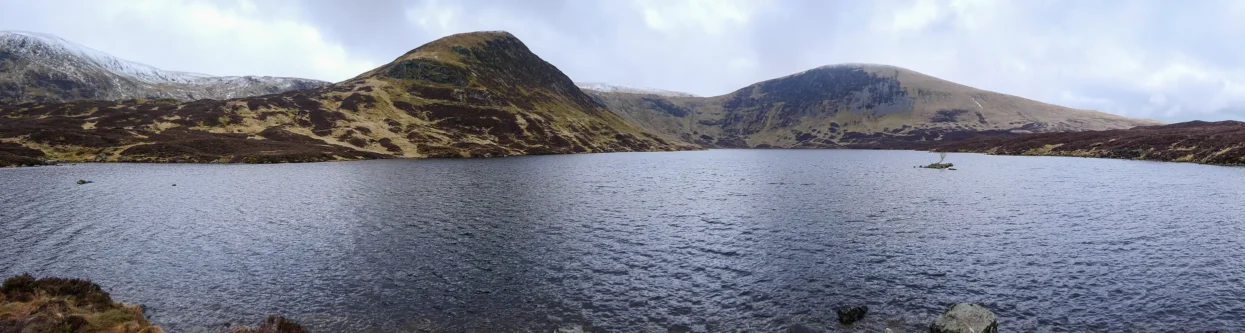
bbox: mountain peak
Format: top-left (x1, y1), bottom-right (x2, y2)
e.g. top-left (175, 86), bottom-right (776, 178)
top-left (1, 30), bottom-right (74, 45)
top-left (0, 30), bottom-right (689, 164)
top-left (441, 30), bottom-right (517, 41)
top-left (0, 31), bottom-right (329, 103)
top-left (363, 30), bottom-right (587, 100)
top-left (390, 31), bottom-right (520, 64)
top-left (597, 61), bottom-right (1161, 149)
top-left (0, 30), bottom-right (214, 84)
top-left (425, 30), bottom-right (519, 46)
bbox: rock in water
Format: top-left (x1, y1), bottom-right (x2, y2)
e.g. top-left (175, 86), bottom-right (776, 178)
top-left (929, 303), bottom-right (997, 333)
top-left (836, 305), bottom-right (868, 325)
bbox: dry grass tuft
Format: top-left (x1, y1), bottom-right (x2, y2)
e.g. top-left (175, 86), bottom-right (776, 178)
top-left (0, 274), bottom-right (165, 333)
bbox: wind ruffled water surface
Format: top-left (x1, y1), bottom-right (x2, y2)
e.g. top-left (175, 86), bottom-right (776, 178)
top-left (2, 150), bottom-right (1242, 332)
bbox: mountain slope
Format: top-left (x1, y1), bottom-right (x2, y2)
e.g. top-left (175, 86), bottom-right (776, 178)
top-left (587, 64), bottom-right (1161, 148)
top-left (0, 31), bottom-right (692, 165)
top-left (0, 31), bottom-right (328, 103)
top-left (576, 82), bottom-right (696, 97)
top-left (935, 121), bottom-right (1245, 165)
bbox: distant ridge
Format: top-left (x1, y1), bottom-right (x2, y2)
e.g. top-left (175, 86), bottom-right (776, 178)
top-left (576, 82), bottom-right (697, 97)
top-left (0, 31), bottom-right (329, 103)
top-left (586, 63), bottom-right (1162, 148)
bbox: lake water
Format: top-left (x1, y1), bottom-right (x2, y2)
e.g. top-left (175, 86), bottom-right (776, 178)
top-left (2, 150), bottom-right (1243, 332)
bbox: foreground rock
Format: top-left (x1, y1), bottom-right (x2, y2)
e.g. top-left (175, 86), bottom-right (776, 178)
top-left (835, 305), bottom-right (868, 325)
top-left (231, 315), bottom-right (307, 333)
top-left (0, 274), bottom-right (164, 333)
top-left (929, 303), bottom-right (997, 333)
top-left (1, 274), bottom-right (315, 333)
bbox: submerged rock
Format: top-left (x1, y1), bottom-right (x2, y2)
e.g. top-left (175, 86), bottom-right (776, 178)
top-left (929, 303), bottom-right (997, 333)
top-left (836, 305), bottom-right (868, 325)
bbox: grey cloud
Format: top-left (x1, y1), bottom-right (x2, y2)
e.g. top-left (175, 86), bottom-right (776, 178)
top-left (1, 0), bottom-right (1244, 122)
top-left (274, 0), bottom-right (423, 61)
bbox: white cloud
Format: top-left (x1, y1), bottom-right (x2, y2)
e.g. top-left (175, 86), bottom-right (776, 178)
top-left (634, 0), bottom-right (761, 35)
top-left (890, 0), bottom-right (943, 32)
top-left (2, 0), bottom-right (1245, 121)
top-left (0, 0), bottom-right (376, 82)
top-left (1149, 94), bottom-right (1168, 105)
top-left (798, 0), bottom-right (1245, 121)
top-left (405, 0), bottom-right (461, 38)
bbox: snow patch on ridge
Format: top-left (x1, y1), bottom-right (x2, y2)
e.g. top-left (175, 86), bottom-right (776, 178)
top-left (0, 31), bottom-right (326, 90)
top-left (576, 82), bottom-right (697, 97)
top-left (0, 31), bottom-right (214, 83)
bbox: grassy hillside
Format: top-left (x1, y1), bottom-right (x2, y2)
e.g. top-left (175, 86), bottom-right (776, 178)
top-left (935, 120), bottom-right (1245, 165)
top-left (0, 274), bottom-right (164, 333)
top-left (0, 31), bottom-right (695, 166)
top-left (589, 64), bottom-right (1161, 149)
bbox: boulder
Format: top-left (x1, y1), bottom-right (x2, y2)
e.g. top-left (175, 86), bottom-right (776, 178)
top-left (836, 305), bottom-right (868, 325)
top-left (929, 303), bottom-right (997, 333)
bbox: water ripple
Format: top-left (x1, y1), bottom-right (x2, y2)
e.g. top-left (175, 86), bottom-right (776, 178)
top-left (1, 150), bottom-right (1244, 332)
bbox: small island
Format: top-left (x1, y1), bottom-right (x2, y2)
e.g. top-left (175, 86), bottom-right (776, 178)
top-left (921, 152), bottom-right (954, 169)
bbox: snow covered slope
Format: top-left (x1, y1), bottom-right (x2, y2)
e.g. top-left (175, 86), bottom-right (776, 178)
top-left (576, 82), bottom-right (697, 97)
top-left (0, 31), bottom-right (328, 103)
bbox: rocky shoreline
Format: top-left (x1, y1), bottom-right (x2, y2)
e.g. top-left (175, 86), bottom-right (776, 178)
top-left (0, 274), bottom-right (307, 333)
top-left (1, 274), bottom-right (1007, 333)
top-left (0, 147), bottom-right (712, 169)
top-left (0, 274), bottom-right (162, 333)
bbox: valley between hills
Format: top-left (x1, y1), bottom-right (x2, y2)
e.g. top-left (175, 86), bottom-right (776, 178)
top-left (6, 29), bottom-right (1242, 167)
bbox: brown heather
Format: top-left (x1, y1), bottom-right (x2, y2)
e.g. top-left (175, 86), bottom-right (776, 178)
top-left (0, 31), bottom-right (695, 167)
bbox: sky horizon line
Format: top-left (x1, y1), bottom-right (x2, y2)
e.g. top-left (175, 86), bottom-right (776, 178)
top-left (2, 0), bottom-right (1242, 123)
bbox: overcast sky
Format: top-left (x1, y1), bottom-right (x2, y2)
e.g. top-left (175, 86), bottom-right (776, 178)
top-left (2, 0), bottom-right (1243, 122)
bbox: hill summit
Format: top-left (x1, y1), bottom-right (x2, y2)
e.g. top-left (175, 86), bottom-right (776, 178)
top-left (587, 63), bottom-right (1161, 148)
top-left (0, 31), bottom-right (328, 103)
top-left (0, 31), bottom-right (692, 165)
